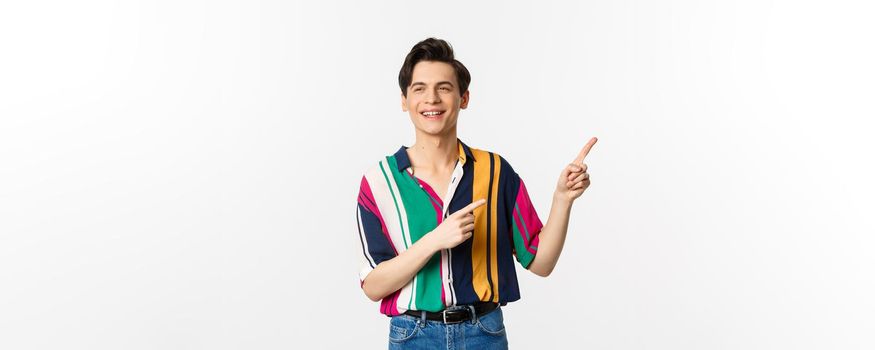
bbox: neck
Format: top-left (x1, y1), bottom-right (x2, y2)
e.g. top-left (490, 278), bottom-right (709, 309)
top-left (408, 129), bottom-right (458, 173)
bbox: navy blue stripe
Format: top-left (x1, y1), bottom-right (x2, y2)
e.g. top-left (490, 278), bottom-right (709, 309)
top-left (356, 207), bottom-right (374, 269)
top-left (358, 203), bottom-right (396, 265)
top-left (449, 159), bottom-right (477, 305)
top-left (496, 156), bottom-right (521, 302)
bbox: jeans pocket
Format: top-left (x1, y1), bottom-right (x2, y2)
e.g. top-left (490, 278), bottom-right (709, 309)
top-left (475, 308), bottom-right (506, 336)
top-left (388, 316), bottom-right (421, 343)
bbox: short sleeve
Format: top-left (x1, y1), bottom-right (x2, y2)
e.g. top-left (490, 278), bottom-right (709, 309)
top-left (356, 175), bottom-right (397, 285)
top-left (506, 170), bottom-right (544, 269)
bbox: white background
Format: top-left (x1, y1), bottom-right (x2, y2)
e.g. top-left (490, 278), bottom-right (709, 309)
top-left (1, 1), bottom-right (874, 349)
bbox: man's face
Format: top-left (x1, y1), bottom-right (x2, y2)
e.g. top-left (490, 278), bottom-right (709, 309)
top-left (402, 61), bottom-right (469, 137)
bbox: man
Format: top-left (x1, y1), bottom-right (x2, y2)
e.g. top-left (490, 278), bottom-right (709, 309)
top-left (355, 37), bottom-right (597, 349)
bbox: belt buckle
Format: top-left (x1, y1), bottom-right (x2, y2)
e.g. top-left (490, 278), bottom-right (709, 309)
top-left (441, 309), bottom-right (465, 324)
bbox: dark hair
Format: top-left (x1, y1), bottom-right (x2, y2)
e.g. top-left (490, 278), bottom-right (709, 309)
top-left (398, 38), bottom-right (471, 97)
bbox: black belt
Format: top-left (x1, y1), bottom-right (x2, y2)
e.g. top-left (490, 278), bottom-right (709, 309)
top-left (403, 302), bottom-right (499, 324)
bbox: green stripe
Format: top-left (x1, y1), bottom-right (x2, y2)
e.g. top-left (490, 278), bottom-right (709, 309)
top-left (379, 159), bottom-right (417, 310)
top-left (387, 156), bottom-right (445, 312)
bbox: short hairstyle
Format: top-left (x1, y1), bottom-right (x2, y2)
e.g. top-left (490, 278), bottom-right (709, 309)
top-left (398, 38), bottom-right (471, 98)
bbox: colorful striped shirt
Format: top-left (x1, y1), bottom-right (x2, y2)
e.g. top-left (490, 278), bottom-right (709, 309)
top-left (356, 139), bottom-right (544, 316)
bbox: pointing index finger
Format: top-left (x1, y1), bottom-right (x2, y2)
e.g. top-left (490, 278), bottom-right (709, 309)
top-left (573, 137), bottom-right (598, 164)
top-left (456, 198), bottom-right (486, 216)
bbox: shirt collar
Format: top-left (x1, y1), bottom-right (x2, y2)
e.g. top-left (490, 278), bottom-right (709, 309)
top-left (394, 139), bottom-right (477, 172)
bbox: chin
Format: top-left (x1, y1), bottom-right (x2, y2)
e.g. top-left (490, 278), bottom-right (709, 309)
top-left (410, 122), bottom-right (444, 134)
top-left (410, 116), bottom-right (456, 136)
top-left (419, 127), bottom-right (447, 136)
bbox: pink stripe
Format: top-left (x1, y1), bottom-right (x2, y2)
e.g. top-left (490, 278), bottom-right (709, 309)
top-left (358, 177), bottom-right (380, 214)
top-left (360, 177), bottom-right (398, 255)
top-left (515, 179), bottom-right (543, 254)
top-left (390, 291), bottom-right (400, 315)
top-left (380, 290), bottom-right (401, 316)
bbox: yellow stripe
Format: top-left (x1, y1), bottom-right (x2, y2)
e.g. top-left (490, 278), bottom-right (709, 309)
top-left (489, 153), bottom-right (501, 302)
top-left (471, 149), bottom-right (490, 301)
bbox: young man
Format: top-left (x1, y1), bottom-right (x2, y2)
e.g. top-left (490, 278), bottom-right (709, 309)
top-left (355, 37), bottom-right (597, 349)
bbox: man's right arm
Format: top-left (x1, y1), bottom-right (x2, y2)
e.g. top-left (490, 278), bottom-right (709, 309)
top-left (361, 235), bottom-right (440, 302)
top-left (361, 199), bottom-right (486, 302)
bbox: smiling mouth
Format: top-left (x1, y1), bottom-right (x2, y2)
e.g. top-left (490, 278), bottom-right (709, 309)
top-left (421, 111), bottom-right (445, 119)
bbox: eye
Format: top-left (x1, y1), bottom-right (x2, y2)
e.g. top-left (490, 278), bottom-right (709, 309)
top-left (440, 87), bottom-right (451, 92)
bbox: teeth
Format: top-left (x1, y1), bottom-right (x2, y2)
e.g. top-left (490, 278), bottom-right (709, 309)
top-left (422, 111), bottom-right (442, 116)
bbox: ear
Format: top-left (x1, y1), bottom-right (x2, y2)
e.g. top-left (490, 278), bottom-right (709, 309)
top-left (460, 90), bottom-right (470, 109)
top-left (401, 92), bottom-right (408, 112)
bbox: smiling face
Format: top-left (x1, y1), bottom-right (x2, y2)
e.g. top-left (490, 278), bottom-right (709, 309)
top-left (402, 61), bottom-right (469, 137)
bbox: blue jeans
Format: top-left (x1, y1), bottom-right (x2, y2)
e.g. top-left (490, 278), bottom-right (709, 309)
top-left (388, 306), bottom-right (508, 350)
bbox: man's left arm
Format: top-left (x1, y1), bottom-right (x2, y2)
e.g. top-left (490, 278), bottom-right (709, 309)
top-left (527, 137), bottom-right (597, 277)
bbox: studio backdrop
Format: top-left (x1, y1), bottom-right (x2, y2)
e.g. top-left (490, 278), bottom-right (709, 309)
top-left (1, 1), bottom-right (873, 349)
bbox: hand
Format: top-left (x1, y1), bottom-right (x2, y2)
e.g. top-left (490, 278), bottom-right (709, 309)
top-left (423, 199), bottom-right (487, 251)
top-left (556, 137), bottom-right (597, 202)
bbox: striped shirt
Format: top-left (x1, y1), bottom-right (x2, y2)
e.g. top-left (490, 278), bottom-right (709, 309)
top-left (356, 139), bottom-right (544, 316)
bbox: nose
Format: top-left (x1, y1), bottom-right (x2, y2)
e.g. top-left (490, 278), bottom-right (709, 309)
top-left (424, 88), bottom-right (441, 104)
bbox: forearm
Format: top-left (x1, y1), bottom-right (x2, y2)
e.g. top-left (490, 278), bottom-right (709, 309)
top-left (527, 193), bottom-right (573, 277)
top-left (361, 237), bottom-right (438, 301)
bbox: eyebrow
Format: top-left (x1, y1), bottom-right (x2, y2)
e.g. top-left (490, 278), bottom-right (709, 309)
top-left (411, 81), bottom-right (455, 88)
